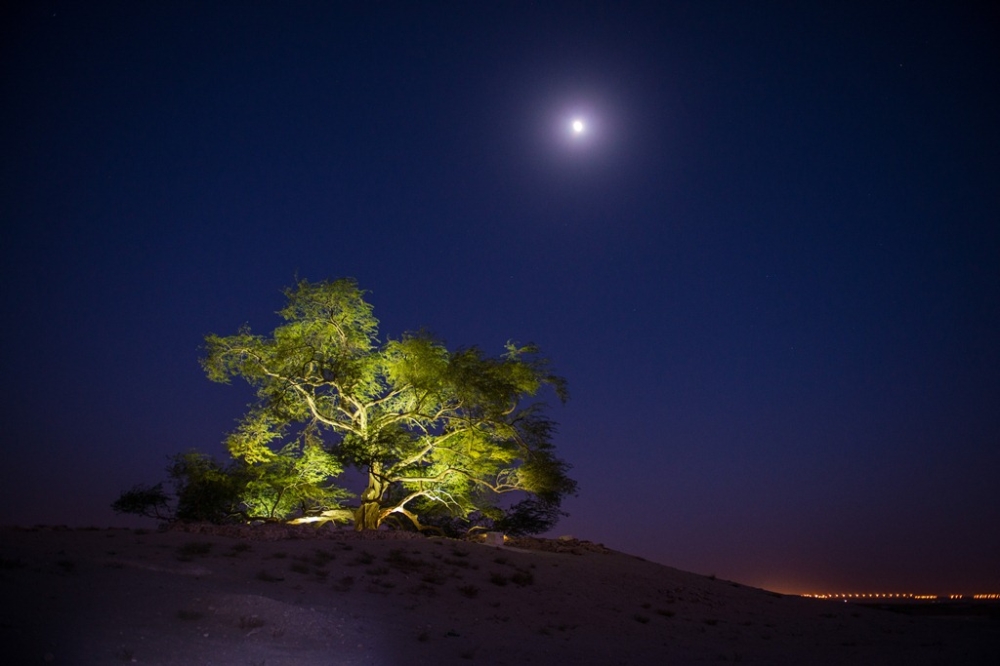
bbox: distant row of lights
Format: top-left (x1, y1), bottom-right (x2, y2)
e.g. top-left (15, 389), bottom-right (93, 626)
top-left (803, 593), bottom-right (999, 600)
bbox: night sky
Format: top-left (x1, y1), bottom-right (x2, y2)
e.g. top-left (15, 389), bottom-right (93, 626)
top-left (3, 2), bottom-right (998, 595)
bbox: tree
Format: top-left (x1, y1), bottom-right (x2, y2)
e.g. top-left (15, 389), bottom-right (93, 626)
top-left (166, 451), bottom-right (245, 523)
top-left (111, 483), bottom-right (172, 520)
top-left (201, 278), bottom-right (576, 532)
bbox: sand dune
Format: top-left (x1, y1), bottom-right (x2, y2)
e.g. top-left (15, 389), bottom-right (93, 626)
top-left (1, 525), bottom-right (996, 665)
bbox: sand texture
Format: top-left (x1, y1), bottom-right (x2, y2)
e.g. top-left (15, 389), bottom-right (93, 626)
top-left (1, 525), bottom-right (996, 665)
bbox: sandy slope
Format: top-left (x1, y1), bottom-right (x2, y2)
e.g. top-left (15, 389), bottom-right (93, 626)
top-left (1, 525), bottom-right (996, 665)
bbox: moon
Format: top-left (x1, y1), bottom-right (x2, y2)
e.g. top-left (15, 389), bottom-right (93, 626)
top-left (571, 119), bottom-right (585, 134)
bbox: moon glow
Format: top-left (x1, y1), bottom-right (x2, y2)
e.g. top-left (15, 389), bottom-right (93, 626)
top-left (572, 119), bottom-right (585, 134)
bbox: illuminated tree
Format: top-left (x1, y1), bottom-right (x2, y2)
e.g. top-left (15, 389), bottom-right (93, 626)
top-left (201, 278), bottom-right (576, 531)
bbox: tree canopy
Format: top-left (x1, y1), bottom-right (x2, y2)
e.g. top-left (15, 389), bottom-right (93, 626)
top-left (199, 278), bottom-right (576, 532)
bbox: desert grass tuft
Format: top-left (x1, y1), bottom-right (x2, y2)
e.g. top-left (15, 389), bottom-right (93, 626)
top-left (256, 570), bottom-right (284, 582)
top-left (511, 570), bottom-right (534, 586)
top-left (421, 570), bottom-right (447, 585)
top-left (408, 583), bottom-right (438, 597)
top-left (224, 542), bottom-right (252, 557)
top-left (333, 575), bottom-right (355, 591)
top-left (386, 548), bottom-right (424, 570)
top-left (312, 548), bottom-right (336, 566)
top-left (458, 584), bottom-right (480, 598)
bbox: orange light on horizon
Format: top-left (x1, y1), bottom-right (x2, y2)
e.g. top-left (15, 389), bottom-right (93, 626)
top-left (802, 592), bottom-right (999, 601)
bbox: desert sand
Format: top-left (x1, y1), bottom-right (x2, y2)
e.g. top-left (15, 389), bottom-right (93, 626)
top-left (2, 524), bottom-right (996, 665)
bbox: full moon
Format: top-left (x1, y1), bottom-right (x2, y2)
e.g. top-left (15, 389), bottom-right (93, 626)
top-left (572, 119), bottom-right (585, 134)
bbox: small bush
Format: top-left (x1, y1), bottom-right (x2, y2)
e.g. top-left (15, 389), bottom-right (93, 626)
top-left (225, 543), bottom-right (252, 557)
top-left (387, 549), bottom-right (424, 570)
top-left (458, 584), bottom-right (480, 598)
top-left (111, 483), bottom-right (172, 520)
top-left (312, 549), bottom-right (336, 566)
top-left (256, 570), bottom-right (284, 582)
top-left (511, 570), bottom-right (534, 586)
top-left (489, 572), bottom-right (509, 586)
top-left (421, 571), bottom-right (447, 585)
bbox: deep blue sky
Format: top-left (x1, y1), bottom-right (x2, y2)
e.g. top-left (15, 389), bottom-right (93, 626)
top-left (3, 1), bottom-right (998, 595)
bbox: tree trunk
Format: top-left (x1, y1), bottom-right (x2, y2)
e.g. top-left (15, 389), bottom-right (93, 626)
top-left (355, 464), bottom-right (386, 531)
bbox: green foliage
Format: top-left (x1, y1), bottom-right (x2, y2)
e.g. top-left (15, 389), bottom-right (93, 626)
top-left (238, 431), bottom-right (352, 520)
top-left (168, 451), bottom-right (245, 523)
top-left (201, 278), bottom-right (577, 531)
top-left (495, 497), bottom-right (567, 537)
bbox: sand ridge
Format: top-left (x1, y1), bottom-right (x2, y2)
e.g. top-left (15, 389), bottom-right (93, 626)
top-left (1, 525), bottom-right (996, 665)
